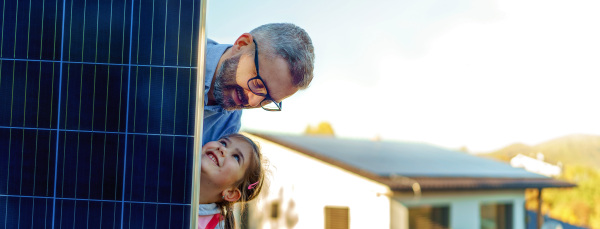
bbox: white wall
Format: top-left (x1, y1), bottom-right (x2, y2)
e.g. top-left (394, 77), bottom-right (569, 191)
top-left (245, 134), bottom-right (392, 229)
top-left (394, 190), bottom-right (526, 229)
top-left (390, 199), bottom-right (408, 229)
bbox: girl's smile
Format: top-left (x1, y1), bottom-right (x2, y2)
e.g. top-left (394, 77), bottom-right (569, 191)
top-left (206, 151), bottom-right (220, 166)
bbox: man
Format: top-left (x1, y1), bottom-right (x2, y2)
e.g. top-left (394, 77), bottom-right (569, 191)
top-left (202, 23), bottom-right (315, 145)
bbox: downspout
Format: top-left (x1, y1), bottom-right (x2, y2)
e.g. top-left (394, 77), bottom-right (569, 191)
top-left (537, 188), bottom-right (543, 229)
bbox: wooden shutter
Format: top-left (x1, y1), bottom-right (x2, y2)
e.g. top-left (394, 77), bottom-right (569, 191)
top-left (325, 206), bottom-right (350, 229)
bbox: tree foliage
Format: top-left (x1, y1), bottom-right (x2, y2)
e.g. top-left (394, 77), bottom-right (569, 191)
top-left (304, 121), bottom-right (335, 136)
top-left (484, 134), bottom-right (600, 228)
top-left (525, 166), bottom-right (600, 228)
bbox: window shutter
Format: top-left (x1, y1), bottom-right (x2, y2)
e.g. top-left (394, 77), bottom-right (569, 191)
top-left (324, 206), bottom-right (349, 229)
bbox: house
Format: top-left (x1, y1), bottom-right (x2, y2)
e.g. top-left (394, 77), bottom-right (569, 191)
top-left (510, 153), bottom-right (562, 177)
top-left (239, 132), bottom-right (574, 229)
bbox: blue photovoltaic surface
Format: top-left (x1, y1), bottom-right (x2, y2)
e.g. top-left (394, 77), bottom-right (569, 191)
top-left (0, 0), bottom-right (202, 228)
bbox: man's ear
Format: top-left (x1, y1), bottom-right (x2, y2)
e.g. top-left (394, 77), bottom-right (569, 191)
top-left (231, 33), bottom-right (254, 53)
top-left (222, 188), bottom-right (241, 202)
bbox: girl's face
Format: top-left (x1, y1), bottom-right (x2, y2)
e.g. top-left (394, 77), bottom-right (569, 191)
top-left (201, 136), bottom-right (253, 192)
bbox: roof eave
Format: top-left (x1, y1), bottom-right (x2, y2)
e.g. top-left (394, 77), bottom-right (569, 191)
top-left (384, 177), bottom-right (576, 192)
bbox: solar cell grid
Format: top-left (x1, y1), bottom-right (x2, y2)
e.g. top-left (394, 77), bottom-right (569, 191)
top-left (0, 0), bottom-right (203, 228)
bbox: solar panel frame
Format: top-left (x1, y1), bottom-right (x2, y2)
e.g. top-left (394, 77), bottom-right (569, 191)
top-left (0, 0), bottom-right (206, 228)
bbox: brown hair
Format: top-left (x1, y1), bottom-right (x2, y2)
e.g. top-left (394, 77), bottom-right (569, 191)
top-left (216, 133), bottom-right (266, 229)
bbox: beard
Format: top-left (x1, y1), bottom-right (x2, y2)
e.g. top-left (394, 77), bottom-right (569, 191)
top-left (213, 55), bottom-right (248, 111)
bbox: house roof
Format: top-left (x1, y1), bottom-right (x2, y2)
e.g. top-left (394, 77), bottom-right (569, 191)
top-left (250, 132), bottom-right (575, 191)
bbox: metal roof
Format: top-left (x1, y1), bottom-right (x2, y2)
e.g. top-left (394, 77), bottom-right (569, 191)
top-left (250, 132), bottom-right (575, 191)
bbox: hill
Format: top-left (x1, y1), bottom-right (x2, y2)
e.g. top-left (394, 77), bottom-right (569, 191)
top-left (482, 134), bottom-right (600, 168)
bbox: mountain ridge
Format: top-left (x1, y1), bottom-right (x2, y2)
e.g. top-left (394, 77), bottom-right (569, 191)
top-left (481, 134), bottom-right (600, 168)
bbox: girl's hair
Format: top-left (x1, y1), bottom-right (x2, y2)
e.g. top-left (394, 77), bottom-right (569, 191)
top-left (216, 133), bottom-right (265, 229)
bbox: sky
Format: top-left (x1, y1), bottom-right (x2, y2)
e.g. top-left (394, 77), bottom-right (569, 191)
top-left (205, 0), bottom-right (600, 153)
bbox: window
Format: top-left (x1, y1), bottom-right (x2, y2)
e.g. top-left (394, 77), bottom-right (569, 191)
top-left (408, 206), bottom-right (450, 229)
top-left (480, 203), bottom-right (513, 229)
top-left (324, 206), bottom-right (349, 229)
top-left (271, 201), bottom-right (280, 219)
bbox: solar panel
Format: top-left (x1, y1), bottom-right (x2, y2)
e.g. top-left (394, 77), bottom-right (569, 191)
top-left (0, 0), bottom-right (205, 228)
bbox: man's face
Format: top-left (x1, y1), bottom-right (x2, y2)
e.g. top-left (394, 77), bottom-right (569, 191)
top-left (213, 47), bottom-right (299, 111)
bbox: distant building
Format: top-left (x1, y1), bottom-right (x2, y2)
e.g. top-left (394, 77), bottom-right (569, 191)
top-left (510, 153), bottom-right (562, 177)
top-left (240, 132), bottom-right (574, 229)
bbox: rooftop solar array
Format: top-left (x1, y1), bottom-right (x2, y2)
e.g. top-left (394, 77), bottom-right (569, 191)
top-left (0, 0), bottom-right (203, 228)
top-left (260, 134), bottom-right (547, 179)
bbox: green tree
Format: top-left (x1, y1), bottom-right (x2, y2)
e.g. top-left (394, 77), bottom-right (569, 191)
top-left (535, 165), bottom-right (600, 228)
top-left (304, 121), bottom-right (335, 136)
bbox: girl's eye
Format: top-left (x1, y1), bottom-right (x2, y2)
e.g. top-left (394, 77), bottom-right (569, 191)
top-left (219, 140), bottom-right (227, 147)
top-left (233, 154), bottom-right (240, 162)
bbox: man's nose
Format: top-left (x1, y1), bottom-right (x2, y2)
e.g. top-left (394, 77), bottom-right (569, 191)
top-left (247, 92), bottom-right (265, 107)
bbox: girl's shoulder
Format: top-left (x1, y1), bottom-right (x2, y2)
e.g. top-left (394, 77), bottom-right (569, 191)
top-left (198, 203), bottom-right (223, 229)
top-left (198, 213), bottom-right (222, 229)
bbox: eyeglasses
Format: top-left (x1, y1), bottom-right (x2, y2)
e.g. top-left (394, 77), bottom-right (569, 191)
top-left (248, 39), bottom-right (282, 111)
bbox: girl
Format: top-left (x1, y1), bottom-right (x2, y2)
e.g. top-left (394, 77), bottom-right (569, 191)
top-left (198, 133), bottom-right (265, 229)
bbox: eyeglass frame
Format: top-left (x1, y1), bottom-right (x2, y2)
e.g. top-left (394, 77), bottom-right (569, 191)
top-left (248, 39), bottom-right (282, 111)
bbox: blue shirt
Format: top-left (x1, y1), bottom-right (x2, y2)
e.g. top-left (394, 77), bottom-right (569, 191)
top-left (202, 39), bottom-right (242, 145)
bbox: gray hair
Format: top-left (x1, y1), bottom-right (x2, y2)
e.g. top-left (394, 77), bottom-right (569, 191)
top-left (250, 23), bottom-right (315, 89)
